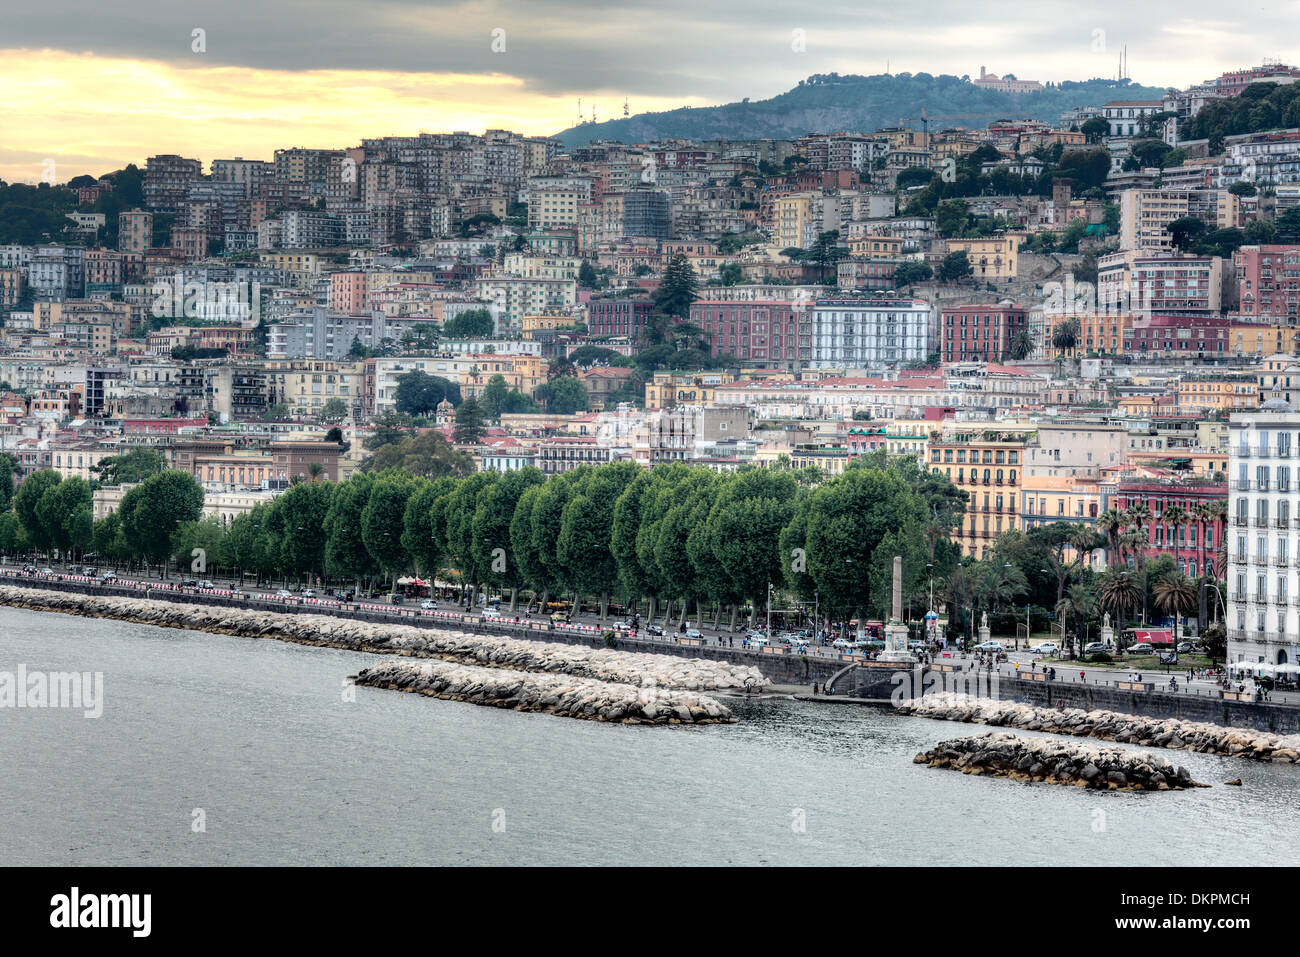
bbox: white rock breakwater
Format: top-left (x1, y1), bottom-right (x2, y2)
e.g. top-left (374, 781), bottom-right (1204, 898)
top-left (0, 584), bottom-right (768, 693)
top-left (914, 731), bottom-right (1205, 790)
top-left (897, 692), bottom-right (1300, 764)
top-left (354, 659), bottom-right (735, 724)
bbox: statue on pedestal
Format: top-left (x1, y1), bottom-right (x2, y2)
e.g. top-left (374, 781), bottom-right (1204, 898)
top-left (879, 555), bottom-right (916, 663)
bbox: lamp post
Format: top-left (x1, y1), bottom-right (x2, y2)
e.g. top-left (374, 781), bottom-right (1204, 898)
top-left (766, 581), bottom-right (774, 639)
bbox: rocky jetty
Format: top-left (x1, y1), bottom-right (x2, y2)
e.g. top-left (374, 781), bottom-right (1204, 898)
top-left (0, 584), bottom-right (766, 693)
top-left (354, 659), bottom-right (735, 724)
top-left (897, 692), bottom-right (1300, 764)
top-left (914, 732), bottom-right (1205, 790)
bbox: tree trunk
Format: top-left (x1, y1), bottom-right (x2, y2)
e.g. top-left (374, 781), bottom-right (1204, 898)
top-left (509, 586), bottom-right (518, 614)
top-left (599, 592), bottom-right (609, 620)
top-left (729, 604), bottom-right (738, 631)
top-left (678, 601), bottom-right (688, 630)
top-left (646, 595), bottom-right (656, 624)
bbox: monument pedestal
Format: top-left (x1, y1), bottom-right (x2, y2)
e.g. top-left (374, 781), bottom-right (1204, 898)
top-left (877, 621), bottom-right (916, 663)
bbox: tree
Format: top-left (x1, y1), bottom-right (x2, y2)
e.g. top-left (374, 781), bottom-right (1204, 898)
top-left (365, 429), bottom-right (475, 478)
top-left (1166, 216), bottom-right (1207, 251)
top-left (578, 259), bottom-right (599, 288)
top-left (556, 463), bottom-right (640, 617)
top-left (36, 476), bottom-right (92, 555)
top-left (804, 468), bottom-right (926, 626)
top-left (453, 397), bottom-right (487, 444)
top-left (361, 472), bottom-right (418, 581)
top-left (472, 468), bottom-right (545, 611)
top-left (0, 453), bottom-right (16, 512)
top-left (718, 262), bottom-right (744, 286)
top-left (707, 470), bottom-right (799, 623)
top-left (266, 479), bottom-right (334, 583)
top-left (938, 250), bottom-right (973, 283)
top-left (401, 476), bottom-right (456, 577)
top-left (1081, 116), bottom-right (1110, 142)
top-left (534, 375), bottom-right (589, 414)
top-left (442, 308), bottom-right (495, 338)
top-left (13, 469), bottom-right (62, 552)
top-left (1153, 573), bottom-right (1197, 632)
top-left (1051, 316), bottom-right (1081, 356)
top-left (394, 371), bottom-right (460, 417)
top-left (324, 474), bottom-right (378, 587)
top-left (118, 470), bottom-right (205, 573)
top-left (318, 398), bottom-right (348, 422)
top-left (934, 200), bottom-right (969, 238)
top-left (894, 261), bottom-right (933, 286)
top-left (1099, 570), bottom-right (1142, 633)
top-left (1008, 328), bottom-right (1035, 361)
top-left (652, 252), bottom-right (699, 319)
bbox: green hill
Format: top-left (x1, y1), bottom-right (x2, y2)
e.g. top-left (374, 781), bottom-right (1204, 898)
top-left (555, 72), bottom-right (1170, 146)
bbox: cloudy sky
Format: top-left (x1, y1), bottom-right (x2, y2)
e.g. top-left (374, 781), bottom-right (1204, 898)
top-left (1, 0), bottom-right (1295, 181)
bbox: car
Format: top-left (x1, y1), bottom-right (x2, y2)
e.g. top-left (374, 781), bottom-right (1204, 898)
top-left (299, 588), bottom-right (317, 599)
top-left (275, 589), bottom-right (294, 599)
top-left (684, 628), bottom-right (702, 640)
top-left (646, 624), bottom-right (664, 636)
top-left (614, 620), bottom-right (633, 632)
top-left (181, 578), bottom-right (198, 587)
top-left (98, 572), bottom-right (117, 583)
top-left (831, 638), bottom-right (855, 650)
top-left (1176, 641), bottom-right (1194, 654)
top-left (1082, 641), bottom-right (1113, 656)
top-left (23, 563), bottom-right (37, 573)
top-left (749, 636), bottom-right (769, 647)
top-left (974, 640), bottom-right (1004, 652)
top-left (420, 599), bottom-right (437, 610)
top-left (550, 612), bottom-right (568, 624)
top-left (39, 567), bottom-right (55, 575)
top-left (197, 580), bottom-right (214, 589)
top-left (1029, 642), bottom-right (1060, 655)
top-left (482, 607), bottom-right (503, 619)
top-left (389, 593), bottom-right (405, 605)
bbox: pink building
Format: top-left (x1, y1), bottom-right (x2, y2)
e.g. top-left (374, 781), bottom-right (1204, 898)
top-left (1234, 244), bottom-right (1300, 319)
top-left (1114, 478), bottom-right (1227, 578)
top-left (330, 271), bottom-right (369, 314)
top-left (940, 303), bottom-right (1027, 364)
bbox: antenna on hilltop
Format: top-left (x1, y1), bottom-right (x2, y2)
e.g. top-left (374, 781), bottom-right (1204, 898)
top-left (577, 98), bottom-right (583, 125)
top-left (623, 97), bottom-right (629, 117)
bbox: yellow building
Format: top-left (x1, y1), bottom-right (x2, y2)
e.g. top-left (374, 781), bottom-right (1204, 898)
top-left (773, 193), bottom-right (817, 250)
top-left (1042, 313), bottom-right (1136, 358)
top-left (1020, 474), bottom-right (1106, 539)
top-left (1228, 323), bottom-right (1300, 358)
top-left (644, 372), bottom-right (735, 409)
top-left (1174, 375), bottom-right (1258, 414)
top-left (521, 314), bottom-right (578, 338)
top-left (848, 234), bottom-right (905, 258)
top-left (928, 428), bottom-right (1035, 558)
top-left (944, 234), bottom-right (1021, 280)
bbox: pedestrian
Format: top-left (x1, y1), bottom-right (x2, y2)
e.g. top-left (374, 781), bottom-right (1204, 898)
top-left (1080, 670), bottom-right (1086, 682)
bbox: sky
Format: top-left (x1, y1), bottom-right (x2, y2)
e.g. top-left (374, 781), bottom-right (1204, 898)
top-left (1, 0), bottom-right (1296, 182)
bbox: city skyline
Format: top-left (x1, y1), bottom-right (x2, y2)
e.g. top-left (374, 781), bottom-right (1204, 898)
top-left (3, 0), bottom-right (1298, 181)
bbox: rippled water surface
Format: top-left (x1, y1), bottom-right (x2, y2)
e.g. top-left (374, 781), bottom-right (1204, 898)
top-left (1, 606), bottom-right (1294, 866)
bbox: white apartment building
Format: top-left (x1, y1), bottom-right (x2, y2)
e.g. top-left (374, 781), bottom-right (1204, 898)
top-left (808, 298), bottom-right (931, 369)
top-left (1227, 403), bottom-right (1300, 666)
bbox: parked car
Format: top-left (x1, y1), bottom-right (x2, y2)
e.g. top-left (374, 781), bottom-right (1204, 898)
top-left (1082, 641), bottom-right (1113, 656)
top-left (1029, 641), bottom-right (1060, 656)
top-left (646, 624), bottom-right (664, 636)
top-left (1176, 641), bottom-right (1194, 654)
top-left (974, 640), bottom-right (1005, 652)
top-left (420, 599), bottom-right (437, 610)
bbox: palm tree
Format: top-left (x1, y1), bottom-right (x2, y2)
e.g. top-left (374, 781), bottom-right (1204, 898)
top-left (307, 462), bottom-right (325, 482)
top-left (1153, 573), bottom-right (1198, 634)
top-left (1099, 570), bottom-right (1142, 638)
top-left (1097, 508), bottom-right (1126, 567)
top-left (1055, 582), bottom-right (1097, 656)
top-left (1124, 501), bottom-right (1153, 622)
top-left (1051, 317), bottom-right (1081, 374)
top-left (1008, 328), bottom-right (1035, 361)
top-left (1162, 503), bottom-right (1188, 575)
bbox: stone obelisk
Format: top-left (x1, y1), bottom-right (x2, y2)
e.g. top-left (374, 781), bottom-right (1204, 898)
top-left (878, 555), bottom-right (916, 662)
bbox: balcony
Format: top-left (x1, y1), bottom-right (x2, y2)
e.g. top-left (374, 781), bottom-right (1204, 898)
top-left (1231, 515), bottom-right (1248, 527)
top-left (1276, 556), bottom-right (1291, 568)
top-left (1231, 480), bottom-right (1251, 491)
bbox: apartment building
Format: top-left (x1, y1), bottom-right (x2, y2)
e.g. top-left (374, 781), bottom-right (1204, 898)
top-left (928, 428), bottom-right (1034, 558)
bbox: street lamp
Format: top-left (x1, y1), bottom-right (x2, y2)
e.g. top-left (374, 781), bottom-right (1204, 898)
top-left (766, 581), bottom-right (774, 639)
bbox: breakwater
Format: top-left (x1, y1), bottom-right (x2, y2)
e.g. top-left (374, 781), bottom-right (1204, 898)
top-left (353, 659), bottom-right (735, 724)
top-left (0, 584), bottom-right (766, 694)
top-left (914, 731), bottom-right (1205, 790)
top-left (897, 693), bottom-right (1300, 764)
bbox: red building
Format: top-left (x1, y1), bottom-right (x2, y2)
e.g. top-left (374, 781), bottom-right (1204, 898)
top-left (689, 299), bottom-right (806, 368)
top-left (1125, 314), bottom-right (1233, 355)
top-left (1234, 244), bottom-right (1300, 319)
top-left (1113, 478), bottom-right (1227, 578)
top-left (586, 296), bottom-right (653, 340)
top-left (940, 303), bottom-right (1028, 363)
top-left (1215, 64), bottom-right (1300, 96)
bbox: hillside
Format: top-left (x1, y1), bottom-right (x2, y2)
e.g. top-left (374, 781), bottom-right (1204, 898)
top-left (555, 72), bottom-right (1170, 146)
